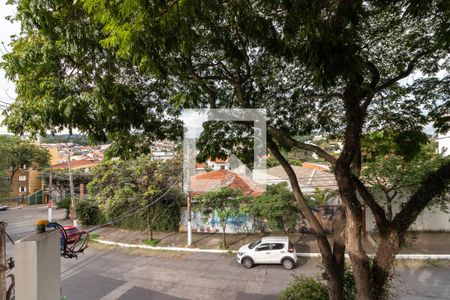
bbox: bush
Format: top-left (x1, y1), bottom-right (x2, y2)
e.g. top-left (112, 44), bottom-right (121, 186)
top-left (279, 269), bottom-right (357, 300)
top-left (278, 276), bottom-right (328, 300)
top-left (76, 199), bottom-right (104, 225)
top-left (56, 197), bottom-right (70, 210)
top-left (56, 197), bottom-right (71, 218)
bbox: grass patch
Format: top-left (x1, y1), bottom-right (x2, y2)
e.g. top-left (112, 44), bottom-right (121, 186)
top-left (90, 233), bottom-right (100, 240)
top-left (142, 238), bottom-right (160, 246)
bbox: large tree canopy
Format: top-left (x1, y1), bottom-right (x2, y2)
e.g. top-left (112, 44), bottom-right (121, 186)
top-left (2, 0), bottom-right (450, 299)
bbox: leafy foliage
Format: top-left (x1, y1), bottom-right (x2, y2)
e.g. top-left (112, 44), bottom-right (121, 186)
top-left (76, 198), bottom-right (104, 226)
top-left (2, 0), bottom-right (181, 158)
top-left (251, 182), bottom-right (299, 234)
top-left (278, 276), bottom-right (328, 300)
top-left (308, 188), bottom-right (338, 207)
top-left (194, 187), bottom-right (248, 247)
top-left (3, 0), bottom-right (450, 298)
top-left (362, 132), bottom-right (450, 220)
top-left (0, 135), bottom-right (50, 197)
top-left (87, 155), bottom-right (185, 231)
top-left (279, 269), bottom-right (356, 300)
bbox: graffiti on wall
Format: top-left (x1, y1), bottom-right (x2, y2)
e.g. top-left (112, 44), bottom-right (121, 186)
top-left (179, 205), bottom-right (343, 234)
top-left (180, 207), bottom-right (256, 233)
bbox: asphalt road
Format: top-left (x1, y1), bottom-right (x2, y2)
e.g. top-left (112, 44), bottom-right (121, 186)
top-left (2, 206), bottom-right (450, 300)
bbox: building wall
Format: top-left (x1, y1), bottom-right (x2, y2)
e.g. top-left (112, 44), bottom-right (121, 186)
top-left (437, 132), bottom-right (450, 156)
top-left (179, 207), bottom-right (256, 233)
top-left (365, 197), bottom-right (450, 231)
top-left (10, 168), bottom-right (43, 199)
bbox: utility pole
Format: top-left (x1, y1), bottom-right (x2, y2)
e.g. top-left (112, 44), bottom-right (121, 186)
top-left (48, 165), bottom-right (53, 222)
top-left (0, 222), bottom-right (6, 300)
top-left (187, 191), bottom-right (192, 246)
top-left (67, 151), bottom-right (77, 227)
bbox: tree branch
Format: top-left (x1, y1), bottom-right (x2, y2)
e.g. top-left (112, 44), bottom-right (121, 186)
top-left (376, 49), bottom-right (433, 92)
top-left (268, 127), bottom-right (338, 165)
top-left (267, 134), bottom-right (334, 259)
top-left (393, 161), bottom-right (450, 233)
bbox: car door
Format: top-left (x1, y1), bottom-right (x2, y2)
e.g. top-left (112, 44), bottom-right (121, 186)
top-left (254, 243), bottom-right (271, 263)
top-left (268, 243), bottom-right (286, 263)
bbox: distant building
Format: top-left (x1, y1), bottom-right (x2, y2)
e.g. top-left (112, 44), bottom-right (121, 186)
top-left (437, 132), bottom-right (450, 156)
top-left (51, 160), bottom-right (100, 173)
top-left (253, 163), bottom-right (338, 195)
top-left (190, 169), bottom-right (264, 196)
top-left (151, 151), bottom-right (175, 161)
top-left (9, 165), bottom-right (43, 200)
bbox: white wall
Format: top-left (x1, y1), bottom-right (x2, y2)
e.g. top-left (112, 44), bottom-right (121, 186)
top-left (437, 132), bottom-right (450, 156)
top-left (366, 198), bottom-right (450, 231)
top-left (15, 229), bottom-right (61, 300)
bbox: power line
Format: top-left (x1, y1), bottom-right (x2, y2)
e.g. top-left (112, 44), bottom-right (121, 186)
top-left (88, 173), bottom-right (183, 233)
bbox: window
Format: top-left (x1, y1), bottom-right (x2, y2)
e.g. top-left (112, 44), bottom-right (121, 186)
top-left (19, 186), bottom-right (27, 193)
top-left (255, 243), bottom-right (270, 251)
top-left (248, 239), bottom-right (261, 249)
top-left (271, 243), bottom-right (285, 250)
top-left (18, 175), bottom-right (27, 182)
top-left (21, 164), bottom-right (27, 169)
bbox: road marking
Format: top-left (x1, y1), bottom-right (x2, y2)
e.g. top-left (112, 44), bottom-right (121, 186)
top-left (98, 282), bottom-right (135, 300)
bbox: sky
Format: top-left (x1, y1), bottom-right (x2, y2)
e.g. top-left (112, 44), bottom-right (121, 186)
top-left (0, 0), bottom-right (20, 134)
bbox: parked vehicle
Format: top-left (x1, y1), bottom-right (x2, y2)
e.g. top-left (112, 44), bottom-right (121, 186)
top-left (236, 236), bottom-right (297, 270)
top-left (0, 205), bottom-right (9, 211)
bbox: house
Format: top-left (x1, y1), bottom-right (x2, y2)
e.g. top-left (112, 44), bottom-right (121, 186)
top-left (9, 165), bottom-right (43, 201)
top-left (206, 157), bottom-right (230, 170)
top-left (253, 163), bottom-right (338, 195)
top-left (51, 159), bottom-right (100, 173)
top-left (189, 169), bottom-right (264, 196)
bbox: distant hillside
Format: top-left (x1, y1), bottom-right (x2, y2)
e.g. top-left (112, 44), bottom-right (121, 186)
top-left (41, 134), bottom-right (88, 145)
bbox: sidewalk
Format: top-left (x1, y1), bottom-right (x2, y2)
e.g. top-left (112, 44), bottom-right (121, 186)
top-left (86, 227), bottom-right (450, 255)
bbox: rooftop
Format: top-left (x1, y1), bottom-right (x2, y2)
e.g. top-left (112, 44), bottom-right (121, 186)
top-left (190, 169), bottom-right (264, 196)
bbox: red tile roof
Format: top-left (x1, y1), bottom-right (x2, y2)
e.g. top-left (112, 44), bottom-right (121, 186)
top-left (190, 170), bottom-right (263, 196)
top-left (195, 163), bottom-right (207, 169)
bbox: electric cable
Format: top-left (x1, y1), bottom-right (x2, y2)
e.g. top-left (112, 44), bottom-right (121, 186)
top-left (87, 173), bottom-right (183, 233)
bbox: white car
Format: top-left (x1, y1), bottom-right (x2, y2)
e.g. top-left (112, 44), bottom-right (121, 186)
top-left (236, 236), bottom-right (297, 270)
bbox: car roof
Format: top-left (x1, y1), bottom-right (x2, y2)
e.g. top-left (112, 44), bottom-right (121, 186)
top-left (260, 236), bottom-right (289, 243)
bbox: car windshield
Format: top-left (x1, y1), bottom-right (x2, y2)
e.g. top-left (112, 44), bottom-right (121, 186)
top-left (248, 239), bottom-right (261, 249)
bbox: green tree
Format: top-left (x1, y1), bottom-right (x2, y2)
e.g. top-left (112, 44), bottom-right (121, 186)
top-left (251, 182), bottom-right (299, 235)
top-left (0, 136), bottom-right (50, 197)
top-left (1, 0), bottom-right (181, 158)
top-left (3, 0), bottom-right (450, 299)
top-left (87, 155), bottom-right (185, 232)
top-left (309, 188), bottom-right (338, 207)
top-left (194, 187), bottom-right (247, 248)
top-left (362, 133), bottom-right (449, 221)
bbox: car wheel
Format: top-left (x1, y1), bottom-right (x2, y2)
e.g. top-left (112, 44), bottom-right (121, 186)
top-left (242, 257), bottom-right (254, 269)
top-left (282, 258), bottom-right (294, 270)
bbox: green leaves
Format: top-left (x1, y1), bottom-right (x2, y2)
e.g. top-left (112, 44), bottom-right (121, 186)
top-left (194, 187), bottom-right (248, 229)
top-left (251, 182), bottom-right (300, 233)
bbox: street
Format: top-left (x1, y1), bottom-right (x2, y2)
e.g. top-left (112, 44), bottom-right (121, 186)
top-left (2, 206), bottom-right (450, 300)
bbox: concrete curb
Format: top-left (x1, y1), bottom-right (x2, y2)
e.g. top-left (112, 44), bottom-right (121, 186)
top-left (94, 239), bottom-right (450, 259)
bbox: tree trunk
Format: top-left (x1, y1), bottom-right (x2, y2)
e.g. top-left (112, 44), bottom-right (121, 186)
top-left (222, 225), bottom-right (227, 248)
top-left (268, 135), bottom-right (345, 299)
top-left (327, 266), bottom-right (345, 300)
top-left (371, 229), bottom-right (400, 299)
top-left (336, 165), bottom-right (372, 300)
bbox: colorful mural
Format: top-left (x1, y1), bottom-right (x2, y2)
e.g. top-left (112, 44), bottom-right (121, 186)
top-left (179, 205), bottom-right (343, 234)
top-left (180, 208), bottom-right (256, 233)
